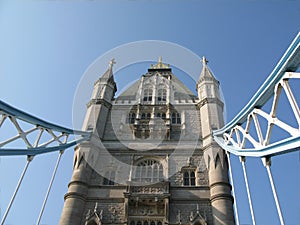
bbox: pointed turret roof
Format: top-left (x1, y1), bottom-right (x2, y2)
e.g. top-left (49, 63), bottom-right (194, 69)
top-left (100, 58), bottom-right (115, 79)
top-left (198, 56), bottom-right (217, 82)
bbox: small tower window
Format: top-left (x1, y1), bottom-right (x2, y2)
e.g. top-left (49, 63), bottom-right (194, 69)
top-left (147, 113), bottom-right (151, 119)
top-left (141, 113), bottom-right (146, 119)
top-left (127, 113), bottom-right (136, 124)
top-left (130, 222), bottom-right (135, 225)
top-left (157, 89), bottom-right (167, 102)
top-left (183, 170), bottom-right (196, 186)
top-left (143, 88), bottom-right (153, 102)
top-left (103, 171), bottom-right (115, 185)
top-left (172, 112), bottom-right (181, 124)
top-left (162, 113), bottom-right (166, 119)
top-left (157, 113), bottom-right (161, 118)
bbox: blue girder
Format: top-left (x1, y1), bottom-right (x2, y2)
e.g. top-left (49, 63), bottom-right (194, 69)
top-left (213, 32), bottom-right (300, 157)
top-left (0, 99), bottom-right (91, 156)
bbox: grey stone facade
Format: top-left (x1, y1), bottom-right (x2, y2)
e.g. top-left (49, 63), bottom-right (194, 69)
top-left (59, 58), bottom-right (235, 225)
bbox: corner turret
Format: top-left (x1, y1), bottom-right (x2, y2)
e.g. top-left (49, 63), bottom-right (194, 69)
top-left (89, 59), bottom-right (117, 105)
top-left (83, 59), bottom-right (117, 137)
top-left (197, 57), bottom-right (235, 225)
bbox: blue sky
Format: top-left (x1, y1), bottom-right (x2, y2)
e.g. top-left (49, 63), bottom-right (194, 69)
top-left (0, 1), bottom-right (299, 225)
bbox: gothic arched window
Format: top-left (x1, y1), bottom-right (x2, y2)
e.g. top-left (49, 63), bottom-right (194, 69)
top-left (135, 159), bottom-right (164, 182)
top-left (143, 88), bottom-right (153, 102)
top-left (172, 112), bottom-right (181, 124)
top-left (157, 89), bottom-right (167, 102)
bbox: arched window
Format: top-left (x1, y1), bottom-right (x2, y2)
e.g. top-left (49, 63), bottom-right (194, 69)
top-left (144, 221), bottom-right (148, 225)
top-left (183, 171), bottom-right (189, 185)
top-left (127, 113), bottom-right (136, 124)
top-left (134, 159), bottom-right (164, 182)
top-left (141, 113), bottom-right (146, 119)
top-left (137, 221), bottom-right (142, 225)
top-left (143, 88), bottom-right (153, 102)
top-left (157, 113), bottom-right (161, 118)
top-left (157, 222), bottom-right (162, 225)
top-left (172, 112), bottom-right (181, 124)
top-left (162, 113), bottom-right (166, 119)
top-left (190, 171), bottom-right (196, 186)
top-left (147, 113), bottom-right (151, 119)
top-left (157, 89), bottom-right (167, 102)
top-left (150, 221), bottom-right (155, 225)
top-left (183, 170), bottom-right (196, 186)
top-left (130, 222), bottom-right (135, 225)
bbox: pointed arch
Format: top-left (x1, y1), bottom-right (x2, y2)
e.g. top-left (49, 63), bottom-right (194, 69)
top-left (215, 153), bottom-right (221, 169)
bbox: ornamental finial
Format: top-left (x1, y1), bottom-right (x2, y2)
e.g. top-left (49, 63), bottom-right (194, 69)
top-left (109, 58), bottom-right (116, 69)
top-left (202, 56), bottom-right (208, 66)
top-left (158, 56), bottom-right (163, 64)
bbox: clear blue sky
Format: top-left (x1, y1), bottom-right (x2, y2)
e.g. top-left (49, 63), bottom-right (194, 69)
top-left (0, 1), bottom-right (299, 225)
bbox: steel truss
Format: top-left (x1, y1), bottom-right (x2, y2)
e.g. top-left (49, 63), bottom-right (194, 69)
top-left (0, 99), bottom-right (90, 156)
top-left (213, 32), bottom-right (300, 157)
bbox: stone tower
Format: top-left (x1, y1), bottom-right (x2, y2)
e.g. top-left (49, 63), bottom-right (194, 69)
top-left (59, 58), bottom-right (235, 225)
top-left (197, 57), bottom-right (235, 225)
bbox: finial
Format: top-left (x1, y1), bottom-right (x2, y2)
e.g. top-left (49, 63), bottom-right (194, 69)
top-left (202, 56), bottom-right (208, 66)
top-left (196, 204), bottom-right (200, 214)
top-left (109, 58), bottom-right (116, 69)
top-left (158, 56), bottom-right (163, 64)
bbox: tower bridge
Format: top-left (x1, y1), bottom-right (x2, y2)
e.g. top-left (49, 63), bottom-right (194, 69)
top-left (0, 32), bottom-right (299, 225)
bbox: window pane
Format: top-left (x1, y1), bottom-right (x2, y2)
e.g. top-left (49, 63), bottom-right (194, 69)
top-left (183, 172), bottom-right (190, 185)
top-left (103, 177), bottom-right (108, 185)
top-left (191, 177), bottom-right (196, 186)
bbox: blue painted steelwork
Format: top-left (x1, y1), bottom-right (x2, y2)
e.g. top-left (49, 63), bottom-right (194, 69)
top-left (0, 99), bottom-right (91, 156)
top-left (213, 32), bottom-right (300, 157)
